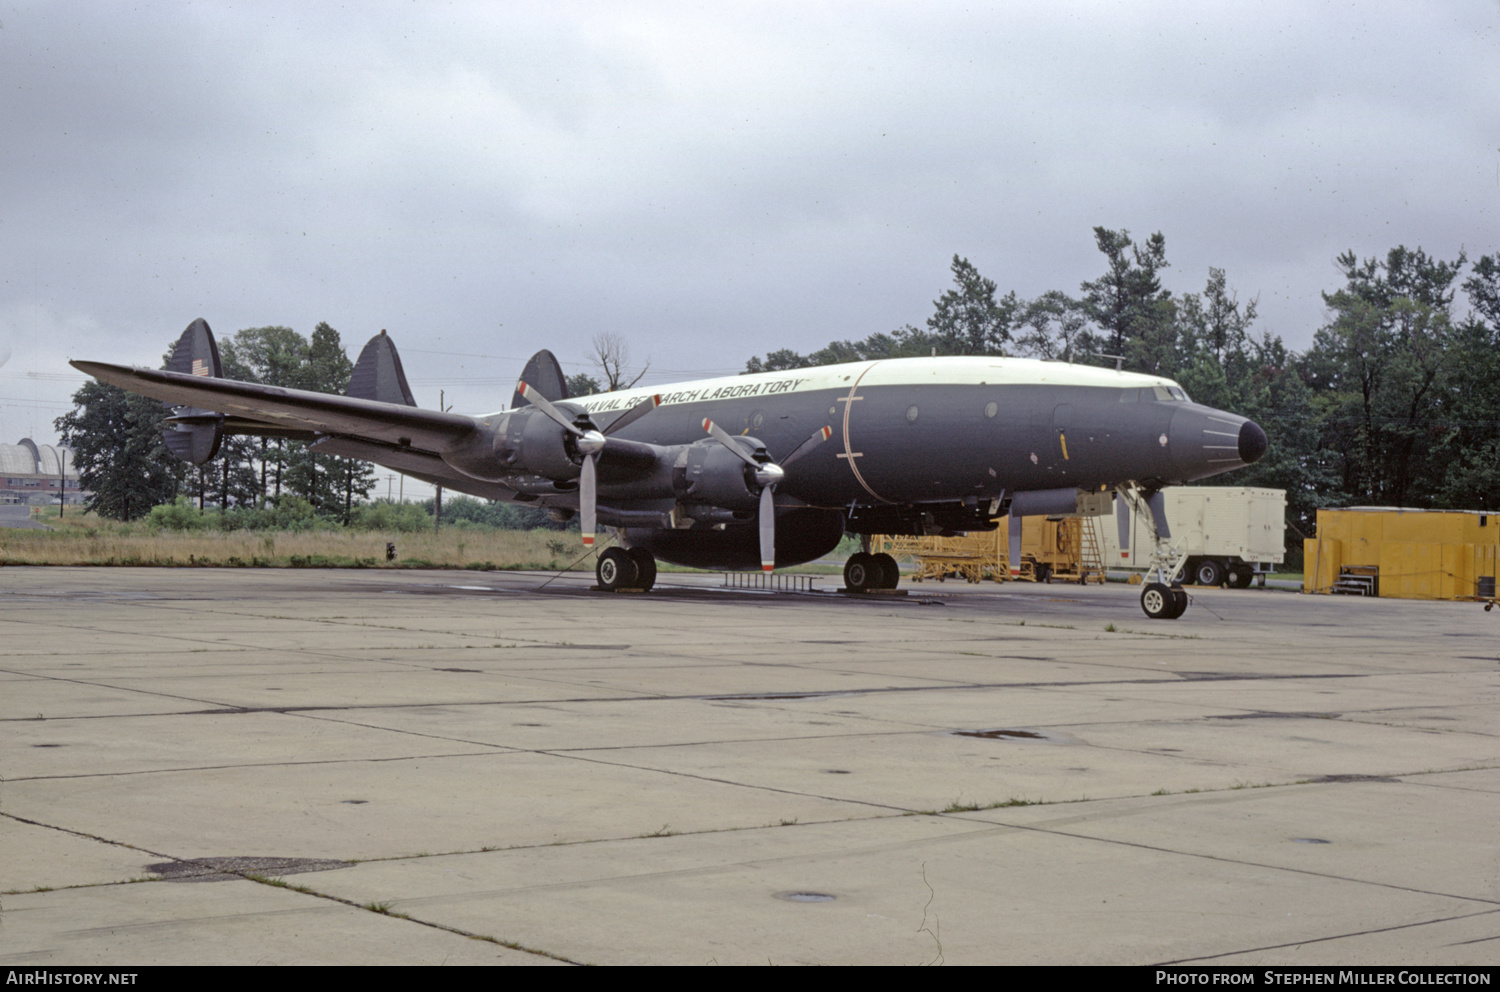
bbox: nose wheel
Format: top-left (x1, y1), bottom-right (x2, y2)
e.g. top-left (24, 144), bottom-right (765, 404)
top-left (1141, 582), bottom-right (1188, 619)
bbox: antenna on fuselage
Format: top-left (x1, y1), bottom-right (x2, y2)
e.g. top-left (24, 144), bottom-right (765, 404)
top-left (1090, 353), bottom-right (1126, 371)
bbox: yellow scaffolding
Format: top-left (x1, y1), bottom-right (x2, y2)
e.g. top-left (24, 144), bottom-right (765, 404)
top-left (870, 516), bottom-right (1108, 584)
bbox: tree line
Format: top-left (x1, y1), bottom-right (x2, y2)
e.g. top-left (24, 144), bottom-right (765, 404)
top-left (745, 229), bottom-right (1500, 556)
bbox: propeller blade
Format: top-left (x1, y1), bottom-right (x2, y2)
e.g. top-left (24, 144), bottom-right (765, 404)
top-left (603, 393), bottom-right (662, 436)
top-left (779, 425), bottom-right (832, 467)
top-left (759, 484), bottom-right (776, 572)
top-left (701, 418), bottom-right (760, 467)
top-left (580, 453), bottom-right (597, 548)
top-left (518, 380), bottom-right (583, 436)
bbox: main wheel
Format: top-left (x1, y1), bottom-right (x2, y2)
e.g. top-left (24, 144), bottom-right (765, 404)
top-left (596, 547), bottom-right (639, 591)
top-left (845, 552), bottom-right (878, 592)
top-left (626, 547), bottom-right (657, 592)
top-left (1168, 586), bottom-right (1189, 618)
top-left (1193, 558), bottom-right (1225, 587)
top-left (1141, 582), bottom-right (1176, 619)
top-left (871, 552), bottom-right (900, 589)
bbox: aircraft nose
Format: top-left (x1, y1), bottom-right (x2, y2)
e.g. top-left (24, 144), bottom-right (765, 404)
top-left (1238, 419), bottom-right (1268, 465)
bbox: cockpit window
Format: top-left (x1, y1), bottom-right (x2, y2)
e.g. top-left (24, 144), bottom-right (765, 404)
top-left (1121, 385), bottom-right (1190, 402)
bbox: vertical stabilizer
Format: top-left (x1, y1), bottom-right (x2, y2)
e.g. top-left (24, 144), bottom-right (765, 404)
top-left (348, 330), bottom-right (417, 406)
top-left (162, 318), bottom-right (225, 464)
top-left (512, 350), bottom-right (569, 409)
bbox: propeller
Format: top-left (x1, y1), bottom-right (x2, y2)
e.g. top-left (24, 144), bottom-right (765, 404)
top-left (518, 381), bottom-right (660, 547)
top-left (701, 420), bottom-right (832, 572)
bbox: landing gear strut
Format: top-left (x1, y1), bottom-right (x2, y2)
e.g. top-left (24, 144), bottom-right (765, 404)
top-left (1117, 483), bottom-right (1189, 620)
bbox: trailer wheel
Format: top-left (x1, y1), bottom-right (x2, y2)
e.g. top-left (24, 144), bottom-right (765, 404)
top-left (1226, 565), bottom-right (1253, 589)
top-left (1194, 558), bottom-right (1225, 587)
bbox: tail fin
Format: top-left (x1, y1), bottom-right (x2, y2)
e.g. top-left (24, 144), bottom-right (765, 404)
top-left (512, 349), bottom-right (569, 409)
top-left (162, 318), bottom-right (225, 464)
top-left (348, 329), bottom-right (417, 406)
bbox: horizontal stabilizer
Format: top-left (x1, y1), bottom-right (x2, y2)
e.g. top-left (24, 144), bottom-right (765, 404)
top-left (348, 330), bottom-right (417, 407)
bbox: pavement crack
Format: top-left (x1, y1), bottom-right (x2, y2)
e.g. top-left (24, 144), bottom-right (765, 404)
top-left (1158, 907), bottom-right (1500, 964)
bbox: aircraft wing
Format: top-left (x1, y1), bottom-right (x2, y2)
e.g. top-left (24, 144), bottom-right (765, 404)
top-left (69, 360), bottom-right (478, 452)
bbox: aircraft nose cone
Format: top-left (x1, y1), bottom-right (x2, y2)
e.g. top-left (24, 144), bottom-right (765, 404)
top-left (1238, 419), bottom-right (1268, 464)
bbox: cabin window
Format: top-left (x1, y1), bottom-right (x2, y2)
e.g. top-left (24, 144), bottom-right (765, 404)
top-left (906, 405), bottom-right (919, 423)
top-left (984, 401), bottom-right (998, 418)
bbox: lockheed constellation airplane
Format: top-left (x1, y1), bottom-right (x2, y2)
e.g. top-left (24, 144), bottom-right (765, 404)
top-left (72, 319), bottom-right (1268, 618)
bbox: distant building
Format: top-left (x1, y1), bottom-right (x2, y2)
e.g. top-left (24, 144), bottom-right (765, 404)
top-left (1, 439), bottom-right (83, 505)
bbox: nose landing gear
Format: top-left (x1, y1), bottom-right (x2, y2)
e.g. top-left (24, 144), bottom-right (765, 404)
top-left (1140, 581), bottom-right (1188, 620)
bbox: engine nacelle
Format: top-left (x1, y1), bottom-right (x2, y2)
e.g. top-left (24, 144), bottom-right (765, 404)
top-left (672, 439), bottom-right (763, 510)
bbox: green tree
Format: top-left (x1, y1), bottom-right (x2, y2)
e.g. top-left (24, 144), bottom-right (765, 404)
top-left (1079, 227), bottom-right (1177, 372)
top-left (1304, 247), bottom-right (1466, 506)
top-left (566, 372), bottom-right (602, 397)
top-left (55, 380), bottom-right (183, 520)
top-left (1014, 290), bottom-right (1094, 361)
top-left (223, 326), bottom-right (309, 501)
top-left (283, 322), bottom-right (375, 522)
top-left (1439, 255), bottom-right (1500, 508)
top-left (1173, 268), bottom-right (1259, 412)
top-left (925, 255), bottom-right (1018, 355)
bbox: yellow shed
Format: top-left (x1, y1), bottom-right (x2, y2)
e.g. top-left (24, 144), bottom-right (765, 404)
top-left (1303, 507), bottom-right (1499, 600)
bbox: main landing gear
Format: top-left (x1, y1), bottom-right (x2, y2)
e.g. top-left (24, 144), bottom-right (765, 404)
top-left (844, 552), bottom-right (901, 592)
top-left (596, 546), bottom-right (657, 592)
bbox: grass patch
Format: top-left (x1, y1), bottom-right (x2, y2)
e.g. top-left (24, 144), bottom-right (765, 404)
top-left (942, 796), bottom-right (1039, 813)
top-left (1, 515), bottom-right (604, 571)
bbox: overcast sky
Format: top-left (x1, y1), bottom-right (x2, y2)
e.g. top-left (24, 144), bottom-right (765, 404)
top-left (3, 0), bottom-right (1497, 456)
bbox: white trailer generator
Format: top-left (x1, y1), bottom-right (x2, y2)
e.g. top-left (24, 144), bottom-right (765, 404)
top-left (1104, 486), bottom-right (1286, 588)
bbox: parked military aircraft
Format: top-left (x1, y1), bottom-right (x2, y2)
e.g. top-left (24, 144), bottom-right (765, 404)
top-left (72, 319), bottom-right (1267, 618)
